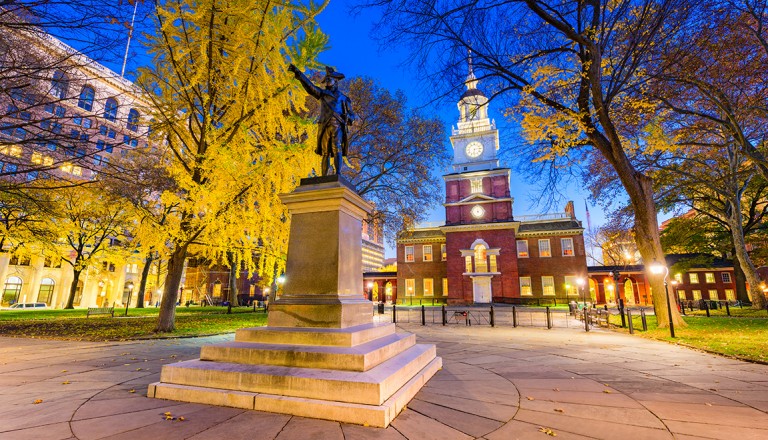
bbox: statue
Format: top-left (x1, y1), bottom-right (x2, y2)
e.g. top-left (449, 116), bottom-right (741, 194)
top-left (288, 64), bottom-right (356, 176)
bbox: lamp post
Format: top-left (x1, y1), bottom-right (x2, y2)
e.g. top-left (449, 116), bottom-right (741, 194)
top-left (276, 275), bottom-right (285, 301)
top-left (366, 281), bottom-right (374, 301)
top-left (576, 277), bottom-right (586, 308)
top-left (650, 262), bottom-right (675, 338)
top-left (124, 282), bottom-right (134, 317)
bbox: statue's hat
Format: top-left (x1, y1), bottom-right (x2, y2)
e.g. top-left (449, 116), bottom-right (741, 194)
top-left (322, 66), bottom-right (345, 82)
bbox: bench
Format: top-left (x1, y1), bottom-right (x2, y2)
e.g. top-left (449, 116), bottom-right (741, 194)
top-left (87, 306), bottom-right (115, 318)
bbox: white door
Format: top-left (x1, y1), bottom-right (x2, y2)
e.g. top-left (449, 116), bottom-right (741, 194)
top-left (473, 277), bottom-right (492, 303)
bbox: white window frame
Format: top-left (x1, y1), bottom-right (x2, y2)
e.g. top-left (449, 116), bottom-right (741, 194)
top-left (561, 238), bottom-right (574, 256)
top-left (405, 279), bottom-right (415, 296)
top-left (721, 272), bottom-right (732, 283)
top-left (542, 276), bottom-right (555, 296)
top-left (705, 272), bottom-right (715, 284)
top-left (423, 278), bottom-right (434, 296)
top-left (441, 244), bottom-right (447, 261)
top-left (538, 239), bottom-right (551, 258)
top-left (689, 273), bottom-right (699, 284)
top-left (405, 245), bottom-right (414, 263)
top-left (520, 277), bottom-right (532, 296)
top-left (516, 240), bottom-right (529, 258)
top-left (423, 245), bottom-right (433, 262)
top-left (563, 276), bottom-right (578, 296)
top-left (708, 289), bottom-right (718, 300)
top-left (442, 278), bottom-right (448, 296)
top-left (692, 290), bottom-right (702, 300)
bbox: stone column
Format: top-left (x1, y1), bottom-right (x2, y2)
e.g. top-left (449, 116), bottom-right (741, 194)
top-left (268, 176), bottom-right (373, 329)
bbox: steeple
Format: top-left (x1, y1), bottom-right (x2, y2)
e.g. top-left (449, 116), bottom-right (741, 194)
top-left (465, 50), bottom-right (479, 91)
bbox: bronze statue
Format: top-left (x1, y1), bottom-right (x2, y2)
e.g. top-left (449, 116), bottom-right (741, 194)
top-left (288, 64), bottom-right (356, 176)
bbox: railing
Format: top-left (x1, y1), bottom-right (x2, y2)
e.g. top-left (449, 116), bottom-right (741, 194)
top-left (373, 304), bottom-right (582, 329)
top-left (515, 212), bottom-right (571, 222)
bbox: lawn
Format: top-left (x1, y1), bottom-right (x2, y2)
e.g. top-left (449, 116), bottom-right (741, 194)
top-left (610, 313), bottom-right (768, 363)
top-left (0, 306), bottom-right (267, 341)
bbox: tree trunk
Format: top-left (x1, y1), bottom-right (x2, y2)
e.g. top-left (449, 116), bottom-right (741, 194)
top-left (64, 268), bottom-right (82, 310)
top-left (732, 249), bottom-right (750, 303)
top-left (155, 245), bottom-right (188, 332)
top-left (227, 251), bottom-right (238, 307)
top-left (135, 254), bottom-right (153, 309)
top-left (725, 201), bottom-right (766, 308)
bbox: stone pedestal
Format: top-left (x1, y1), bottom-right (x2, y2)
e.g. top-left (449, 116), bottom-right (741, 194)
top-left (148, 177), bottom-right (441, 428)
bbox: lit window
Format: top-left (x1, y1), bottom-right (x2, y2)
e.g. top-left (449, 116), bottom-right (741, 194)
top-left (104, 98), bottom-right (118, 121)
top-left (725, 289), bottom-right (735, 300)
top-left (405, 279), bottom-right (415, 297)
top-left (42, 156), bottom-right (53, 166)
top-left (538, 239), bottom-right (551, 257)
top-left (520, 277), bottom-right (532, 296)
top-left (470, 178), bottom-right (483, 194)
top-left (1, 145), bottom-right (23, 157)
top-left (708, 289), bottom-right (718, 300)
top-left (423, 245), bottom-right (433, 262)
top-left (674, 273), bottom-right (683, 282)
top-left (72, 166), bottom-right (82, 176)
top-left (474, 244), bottom-right (488, 272)
top-left (705, 273), bottom-right (715, 283)
top-left (721, 272), bottom-right (732, 283)
top-left (78, 86), bottom-right (95, 111)
top-left (564, 275), bottom-right (578, 296)
top-left (423, 278), bottom-right (434, 296)
top-left (692, 290), bottom-right (702, 300)
top-left (689, 273), bottom-right (699, 284)
top-left (127, 108), bottom-right (140, 131)
top-left (489, 254), bottom-right (497, 272)
top-left (441, 244), bottom-right (446, 261)
top-left (442, 278), bottom-right (448, 296)
top-left (678, 290), bottom-right (686, 300)
top-left (31, 152), bottom-right (42, 164)
top-left (61, 163), bottom-right (72, 173)
top-left (465, 256), bottom-right (472, 273)
top-left (516, 240), bottom-right (529, 258)
top-left (404, 245), bottom-right (414, 262)
top-left (561, 238), bottom-right (574, 256)
top-left (542, 276), bottom-right (555, 295)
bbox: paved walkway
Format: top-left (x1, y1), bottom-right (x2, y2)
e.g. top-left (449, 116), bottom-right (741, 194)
top-left (1, 325), bottom-right (767, 439)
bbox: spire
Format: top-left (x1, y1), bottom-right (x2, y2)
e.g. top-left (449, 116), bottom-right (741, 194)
top-left (465, 49), bottom-right (478, 90)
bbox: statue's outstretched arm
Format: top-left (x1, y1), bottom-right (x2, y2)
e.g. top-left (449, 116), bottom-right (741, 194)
top-left (288, 64), bottom-right (322, 99)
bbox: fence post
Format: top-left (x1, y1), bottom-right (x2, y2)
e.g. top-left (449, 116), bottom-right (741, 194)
top-left (546, 306), bottom-right (552, 329)
top-left (512, 306), bottom-right (518, 328)
top-left (725, 301), bottom-right (731, 316)
top-left (627, 309), bottom-right (634, 334)
top-left (392, 304), bottom-right (397, 323)
top-left (490, 305), bottom-right (495, 327)
top-left (705, 301), bottom-right (710, 318)
top-left (421, 305), bottom-right (426, 326)
top-left (641, 308), bottom-right (648, 331)
top-left (583, 307), bottom-right (589, 332)
top-left (681, 302), bottom-right (686, 315)
top-left (441, 305), bottom-right (447, 326)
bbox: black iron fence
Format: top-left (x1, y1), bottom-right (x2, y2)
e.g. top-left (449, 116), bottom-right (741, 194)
top-left (373, 304), bottom-right (585, 329)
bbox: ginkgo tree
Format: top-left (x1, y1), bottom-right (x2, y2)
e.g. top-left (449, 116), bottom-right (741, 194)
top-left (138, 0), bottom-right (328, 332)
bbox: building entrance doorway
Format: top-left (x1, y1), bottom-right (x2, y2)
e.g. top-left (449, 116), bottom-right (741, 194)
top-left (472, 276), bottom-right (492, 303)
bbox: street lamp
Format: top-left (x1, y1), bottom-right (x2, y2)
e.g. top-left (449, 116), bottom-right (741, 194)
top-left (576, 277), bottom-right (586, 308)
top-left (366, 281), bottom-right (374, 301)
top-left (124, 282), bottom-right (134, 317)
top-left (649, 261), bottom-right (675, 338)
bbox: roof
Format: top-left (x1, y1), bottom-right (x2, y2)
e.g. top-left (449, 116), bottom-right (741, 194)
top-left (460, 88), bottom-right (486, 99)
top-left (518, 219), bottom-right (582, 232)
top-left (588, 254), bottom-right (734, 273)
top-left (397, 228), bottom-right (445, 241)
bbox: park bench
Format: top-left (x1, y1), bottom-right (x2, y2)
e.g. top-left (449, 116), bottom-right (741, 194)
top-left (87, 306), bottom-right (115, 318)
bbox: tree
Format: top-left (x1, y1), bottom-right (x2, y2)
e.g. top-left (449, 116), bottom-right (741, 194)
top-left (366, 0), bottom-right (693, 327)
top-left (139, 0), bottom-right (329, 332)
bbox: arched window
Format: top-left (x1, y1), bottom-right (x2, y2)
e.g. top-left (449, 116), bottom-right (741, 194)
top-left (2, 276), bottom-right (23, 306)
top-left (51, 70), bottom-right (69, 99)
top-left (37, 278), bottom-right (55, 304)
top-left (103, 98), bottom-right (118, 121)
top-left (624, 279), bottom-right (635, 305)
top-left (474, 244), bottom-right (488, 273)
top-left (78, 86), bottom-right (95, 111)
top-left (126, 108), bottom-right (139, 131)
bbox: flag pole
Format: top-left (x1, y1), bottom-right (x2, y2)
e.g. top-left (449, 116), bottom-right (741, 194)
top-left (121, 1), bottom-right (139, 78)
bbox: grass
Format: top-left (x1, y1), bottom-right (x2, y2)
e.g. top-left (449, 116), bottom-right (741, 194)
top-left (0, 306), bottom-right (267, 341)
top-left (683, 306), bottom-right (768, 318)
top-left (610, 313), bottom-right (768, 363)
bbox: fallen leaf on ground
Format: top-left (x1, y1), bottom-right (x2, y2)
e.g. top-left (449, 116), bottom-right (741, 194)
top-left (62, 381), bottom-right (70, 385)
top-left (539, 426), bottom-right (557, 436)
top-left (553, 388), bottom-right (560, 391)
top-left (554, 408), bottom-right (564, 413)
top-left (603, 390), bottom-right (612, 394)
top-left (33, 399), bottom-right (43, 404)
top-left (178, 416), bottom-right (185, 422)
top-left (129, 389), bottom-right (136, 393)
top-left (526, 396), bottom-right (535, 401)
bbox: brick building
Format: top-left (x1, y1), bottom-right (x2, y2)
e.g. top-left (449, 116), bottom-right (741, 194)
top-left (396, 63), bottom-right (588, 305)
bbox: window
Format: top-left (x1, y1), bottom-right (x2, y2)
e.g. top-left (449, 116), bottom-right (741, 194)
top-left (126, 263), bottom-right (138, 274)
top-left (442, 278), bottom-right (448, 296)
top-left (51, 70), bottom-right (68, 98)
top-left (692, 290), bottom-right (702, 300)
top-left (708, 289), bottom-right (719, 300)
top-left (542, 276), bottom-right (555, 296)
top-left (705, 273), bottom-right (715, 283)
top-left (725, 289), bottom-right (735, 300)
top-left (78, 86), bottom-right (95, 111)
top-left (405, 279), bottom-right (415, 296)
top-left (37, 278), bottom-right (55, 305)
top-left (470, 178), bottom-right (483, 194)
top-left (100, 125), bottom-right (108, 135)
top-left (516, 240), bottom-right (529, 258)
top-left (44, 256), bottom-right (61, 268)
top-left (94, 154), bottom-right (104, 166)
top-left (489, 254), bottom-right (497, 272)
top-left (538, 239), bottom-right (551, 257)
top-left (520, 277), bottom-right (532, 296)
top-left (42, 155), bottom-right (54, 166)
top-left (31, 152), bottom-right (42, 164)
top-left (678, 290), bottom-right (686, 301)
top-left (55, 106), bottom-right (65, 117)
top-left (2, 276), bottom-right (22, 306)
top-left (674, 273), bottom-right (683, 282)
top-left (97, 140), bottom-right (106, 150)
top-left (561, 238), bottom-right (574, 256)
top-left (107, 129), bottom-right (116, 139)
top-left (423, 245), bottom-right (433, 262)
top-left (689, 273), bottom-right (699, 284)
top-left (474, 244), bottom-right (488, 272)
top-left (564, 276), bottom-right (578, 296)
top-left (0, 145), bottom-right (22, 157)
top-left (127, 108), bottom-right (140, 131)
top-left (423, 278), bottom-right (434, 296)
top-left (721, 272), bottom-right (732, 283)
top-left (104, 98), bottom-right (118, 121)
top-left (441, 244), bottom-right (446, 261)
top-left (404, 245), bottom-right (414, 262)
top-left (9, 255), bottom-right (29, 266)
top-left (465, 256), bottom-right (472, 273)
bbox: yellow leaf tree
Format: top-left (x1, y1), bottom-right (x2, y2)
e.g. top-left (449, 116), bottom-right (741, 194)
top-left (138, 0), bottom-right (328, 332)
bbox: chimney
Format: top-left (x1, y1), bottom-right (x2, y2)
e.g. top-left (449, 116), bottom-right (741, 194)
top-left (564, 201), bottom-right (575, 219)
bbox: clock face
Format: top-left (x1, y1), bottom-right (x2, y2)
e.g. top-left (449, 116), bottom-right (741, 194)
top-left (471, 205), bottom-right (485, 219)
top-left (465, 141), bottom-right (484, 158)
